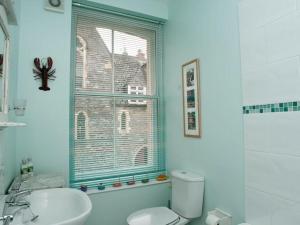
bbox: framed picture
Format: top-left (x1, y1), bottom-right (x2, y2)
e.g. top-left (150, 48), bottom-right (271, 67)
top-left (182, 59), bottom-right (201, 138)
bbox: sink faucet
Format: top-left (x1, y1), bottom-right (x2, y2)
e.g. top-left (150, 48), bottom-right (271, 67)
top-left (1, 190), bottom-right (32, 225)
top-left (5, 190), bottom-right (32, 204)
top-left (1, 205), bottom-right (30, 225)
top-left (0, 215), bottom-right (13, 225)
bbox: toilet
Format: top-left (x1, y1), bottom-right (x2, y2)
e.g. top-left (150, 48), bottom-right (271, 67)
top-left (127, 170), bottom-right (204, 225)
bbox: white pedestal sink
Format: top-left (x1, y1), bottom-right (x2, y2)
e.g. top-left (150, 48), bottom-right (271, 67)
top-left (7, 188), bottom-right (92, 225)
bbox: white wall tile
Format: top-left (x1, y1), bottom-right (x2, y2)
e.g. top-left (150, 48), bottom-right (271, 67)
top-left (240, 27), bottom-right (267, 72)
top-left (239, 0), bottom-right (296, 31)
top-left (246, 151), bottom-right (300, 201)
top-left (242, 57), bottom-right (300, 105)
top-left (244, 112), bottom-right (300, 156)
top-left (240, 1), bottom-right (300, 224)
top-left (297, 0), bottom-right (300, 10)
top-left (267, 0), bottom-right (296, 22)
top-left (246, 187), bottom-right (298, 225)
top-left (268, 112), bottom-right (300, 156)
top-left (239, 0), bottom-right (268, 30)
top-left (266, 12), bottom-right (300, 62)
top-left (271, 203), bottom-right (300, 225)
top-left (244, 114), bottom-right (270, 151)
top-left (246, 188), bottom-right (272, 225)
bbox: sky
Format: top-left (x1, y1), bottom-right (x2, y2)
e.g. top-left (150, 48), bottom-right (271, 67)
top-left (97, 27), bottom-right (148, 58)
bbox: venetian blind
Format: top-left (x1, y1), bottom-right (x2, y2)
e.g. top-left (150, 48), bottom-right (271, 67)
top-left (70, 5), bottom-right (164, 188)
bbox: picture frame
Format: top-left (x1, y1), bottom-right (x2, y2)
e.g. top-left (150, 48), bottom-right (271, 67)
top-left (182, 59), bottom-right (201, 138)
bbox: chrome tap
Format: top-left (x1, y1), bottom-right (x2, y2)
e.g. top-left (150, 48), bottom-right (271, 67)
top-left (5, 190), bottom-right (32, 204)
top-left (1, 205), bottom-right (30, 225)
top-left (0, 215), bottom-right (13, 225)
top-left (2, 190), bottom-right (32, 225)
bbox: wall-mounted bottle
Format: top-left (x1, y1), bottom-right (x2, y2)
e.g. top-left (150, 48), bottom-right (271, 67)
top-left (20, 159), bottom-right (28, 179)
top-left (27, 158), bottom-right (34, 177)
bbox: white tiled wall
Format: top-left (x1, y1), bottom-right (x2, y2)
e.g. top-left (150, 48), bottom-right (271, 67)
top-left (239, 1), bottom-right (300, 225)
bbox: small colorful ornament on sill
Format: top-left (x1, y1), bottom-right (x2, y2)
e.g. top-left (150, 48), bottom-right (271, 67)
top-left (141, 177), bottom-right (150, 184)
top-left (33, 57), bottom-right (56, 91)
top-left (112, 178), bottom-right (122, 188)
top-left (156, 174), bottom-right (168, 181)
top-left (97, 183), bottom-right (106, 191)
top-left (80, 185), bottom-right (88, 192)
top-left (126, 176), bottom-right (135, 186)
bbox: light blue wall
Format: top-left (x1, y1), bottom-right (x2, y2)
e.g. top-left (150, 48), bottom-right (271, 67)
top-left (87, 183), bottom-right (170, 225)
top-left (164, 0), bottom-right (244, 224)
top-left (15, 0), bottom-right (168, 186)
top-left (14, 1), bottom-right (170, 225)
top-left (0, 0), bottom-right (20, 193)
top-left (15, 0), bottom-right (72, 179)
top-left (11, 0), bottom-right (245, 225)
top-left (88, 0), bottom-right (168, 20)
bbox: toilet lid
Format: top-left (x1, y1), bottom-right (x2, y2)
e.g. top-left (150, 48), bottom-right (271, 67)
top-left (127, 207), bottom-right (180, 225)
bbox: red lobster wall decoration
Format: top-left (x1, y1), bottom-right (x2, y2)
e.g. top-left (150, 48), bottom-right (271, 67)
top-left (33, 57), bottom-right (56, 91)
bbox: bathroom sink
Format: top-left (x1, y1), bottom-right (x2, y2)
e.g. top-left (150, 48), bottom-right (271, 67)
top-left (7, 188), bottom-right (92, 225)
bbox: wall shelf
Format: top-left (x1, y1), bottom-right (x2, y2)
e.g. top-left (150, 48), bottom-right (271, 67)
top-left (0, 122), bottom-right (26, 130)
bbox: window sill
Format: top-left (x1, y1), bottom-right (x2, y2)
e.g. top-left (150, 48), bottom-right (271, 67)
top-left (86, 179), bottom-right (170, 195)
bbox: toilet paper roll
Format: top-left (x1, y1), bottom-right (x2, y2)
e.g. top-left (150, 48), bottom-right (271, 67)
top-left (205, 214), bottom-right (221, 225)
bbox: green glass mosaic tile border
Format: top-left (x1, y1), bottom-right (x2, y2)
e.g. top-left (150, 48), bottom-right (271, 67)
top-left (243, 101), bottom-right (300, 114)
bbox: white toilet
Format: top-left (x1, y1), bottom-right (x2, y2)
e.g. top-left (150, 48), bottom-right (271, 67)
top-left (127, 170), bottom-right (204, 225)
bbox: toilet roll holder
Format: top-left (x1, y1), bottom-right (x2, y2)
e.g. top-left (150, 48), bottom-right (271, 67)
top-left (206, 208), bottom-right (232, 225)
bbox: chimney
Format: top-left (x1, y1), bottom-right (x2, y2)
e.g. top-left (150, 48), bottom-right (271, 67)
top-left (136, 49), bottom-right (145, 62)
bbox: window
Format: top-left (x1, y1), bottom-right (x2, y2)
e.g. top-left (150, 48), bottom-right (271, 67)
top-left (128, 86), bottom-right (147, 105)
top-left (76, 36), bottom-right (88, 88)
top-left (70, 5), bottom-right (164, 188)
top-left (134, 146), bottom-right (148, 166)
top-left (118, 110), bottom-right (130, 134)
top-left (75, 111), bottom-right (88, 140)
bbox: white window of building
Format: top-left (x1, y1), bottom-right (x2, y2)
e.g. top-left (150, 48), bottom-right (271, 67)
top-left (75, 111), bottom-right (88, 140)
top-left (134, 146), bottom-right (148, 166)
top-left (76, 35), bottom-right (88, 88)
top-left (118, 110), bottom-right (131, 134)
top-left (128, 85), bottom-right (147, 105)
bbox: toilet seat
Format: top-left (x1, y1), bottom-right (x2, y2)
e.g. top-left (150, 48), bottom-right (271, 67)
top-left (127, 207), bottom-right (188, 225)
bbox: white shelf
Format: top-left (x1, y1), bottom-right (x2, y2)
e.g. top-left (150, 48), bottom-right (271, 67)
top-left (0, 121), bottom-right (26, 130)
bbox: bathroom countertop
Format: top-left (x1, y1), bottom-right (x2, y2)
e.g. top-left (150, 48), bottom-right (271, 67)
top-left (9, 174), bottom-right (65, 193)
top-left (0, 195), bottom-right (4, 214)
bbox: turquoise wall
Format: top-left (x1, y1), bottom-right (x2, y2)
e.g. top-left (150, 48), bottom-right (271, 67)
top-left (15, 0), bottom-right (72, 179)
top-left (0, 0), bottom-right (20, 193)
top-left (14, 1), bottom-right (170, 225)
top-left (88, 0), bottom-right (168, 20)
top-left (2, 0), bottom-right (245, 224)
top-left (87, 183), bottom-right (170, 225)
top-left (164, 0), bottom-right (244, 224)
